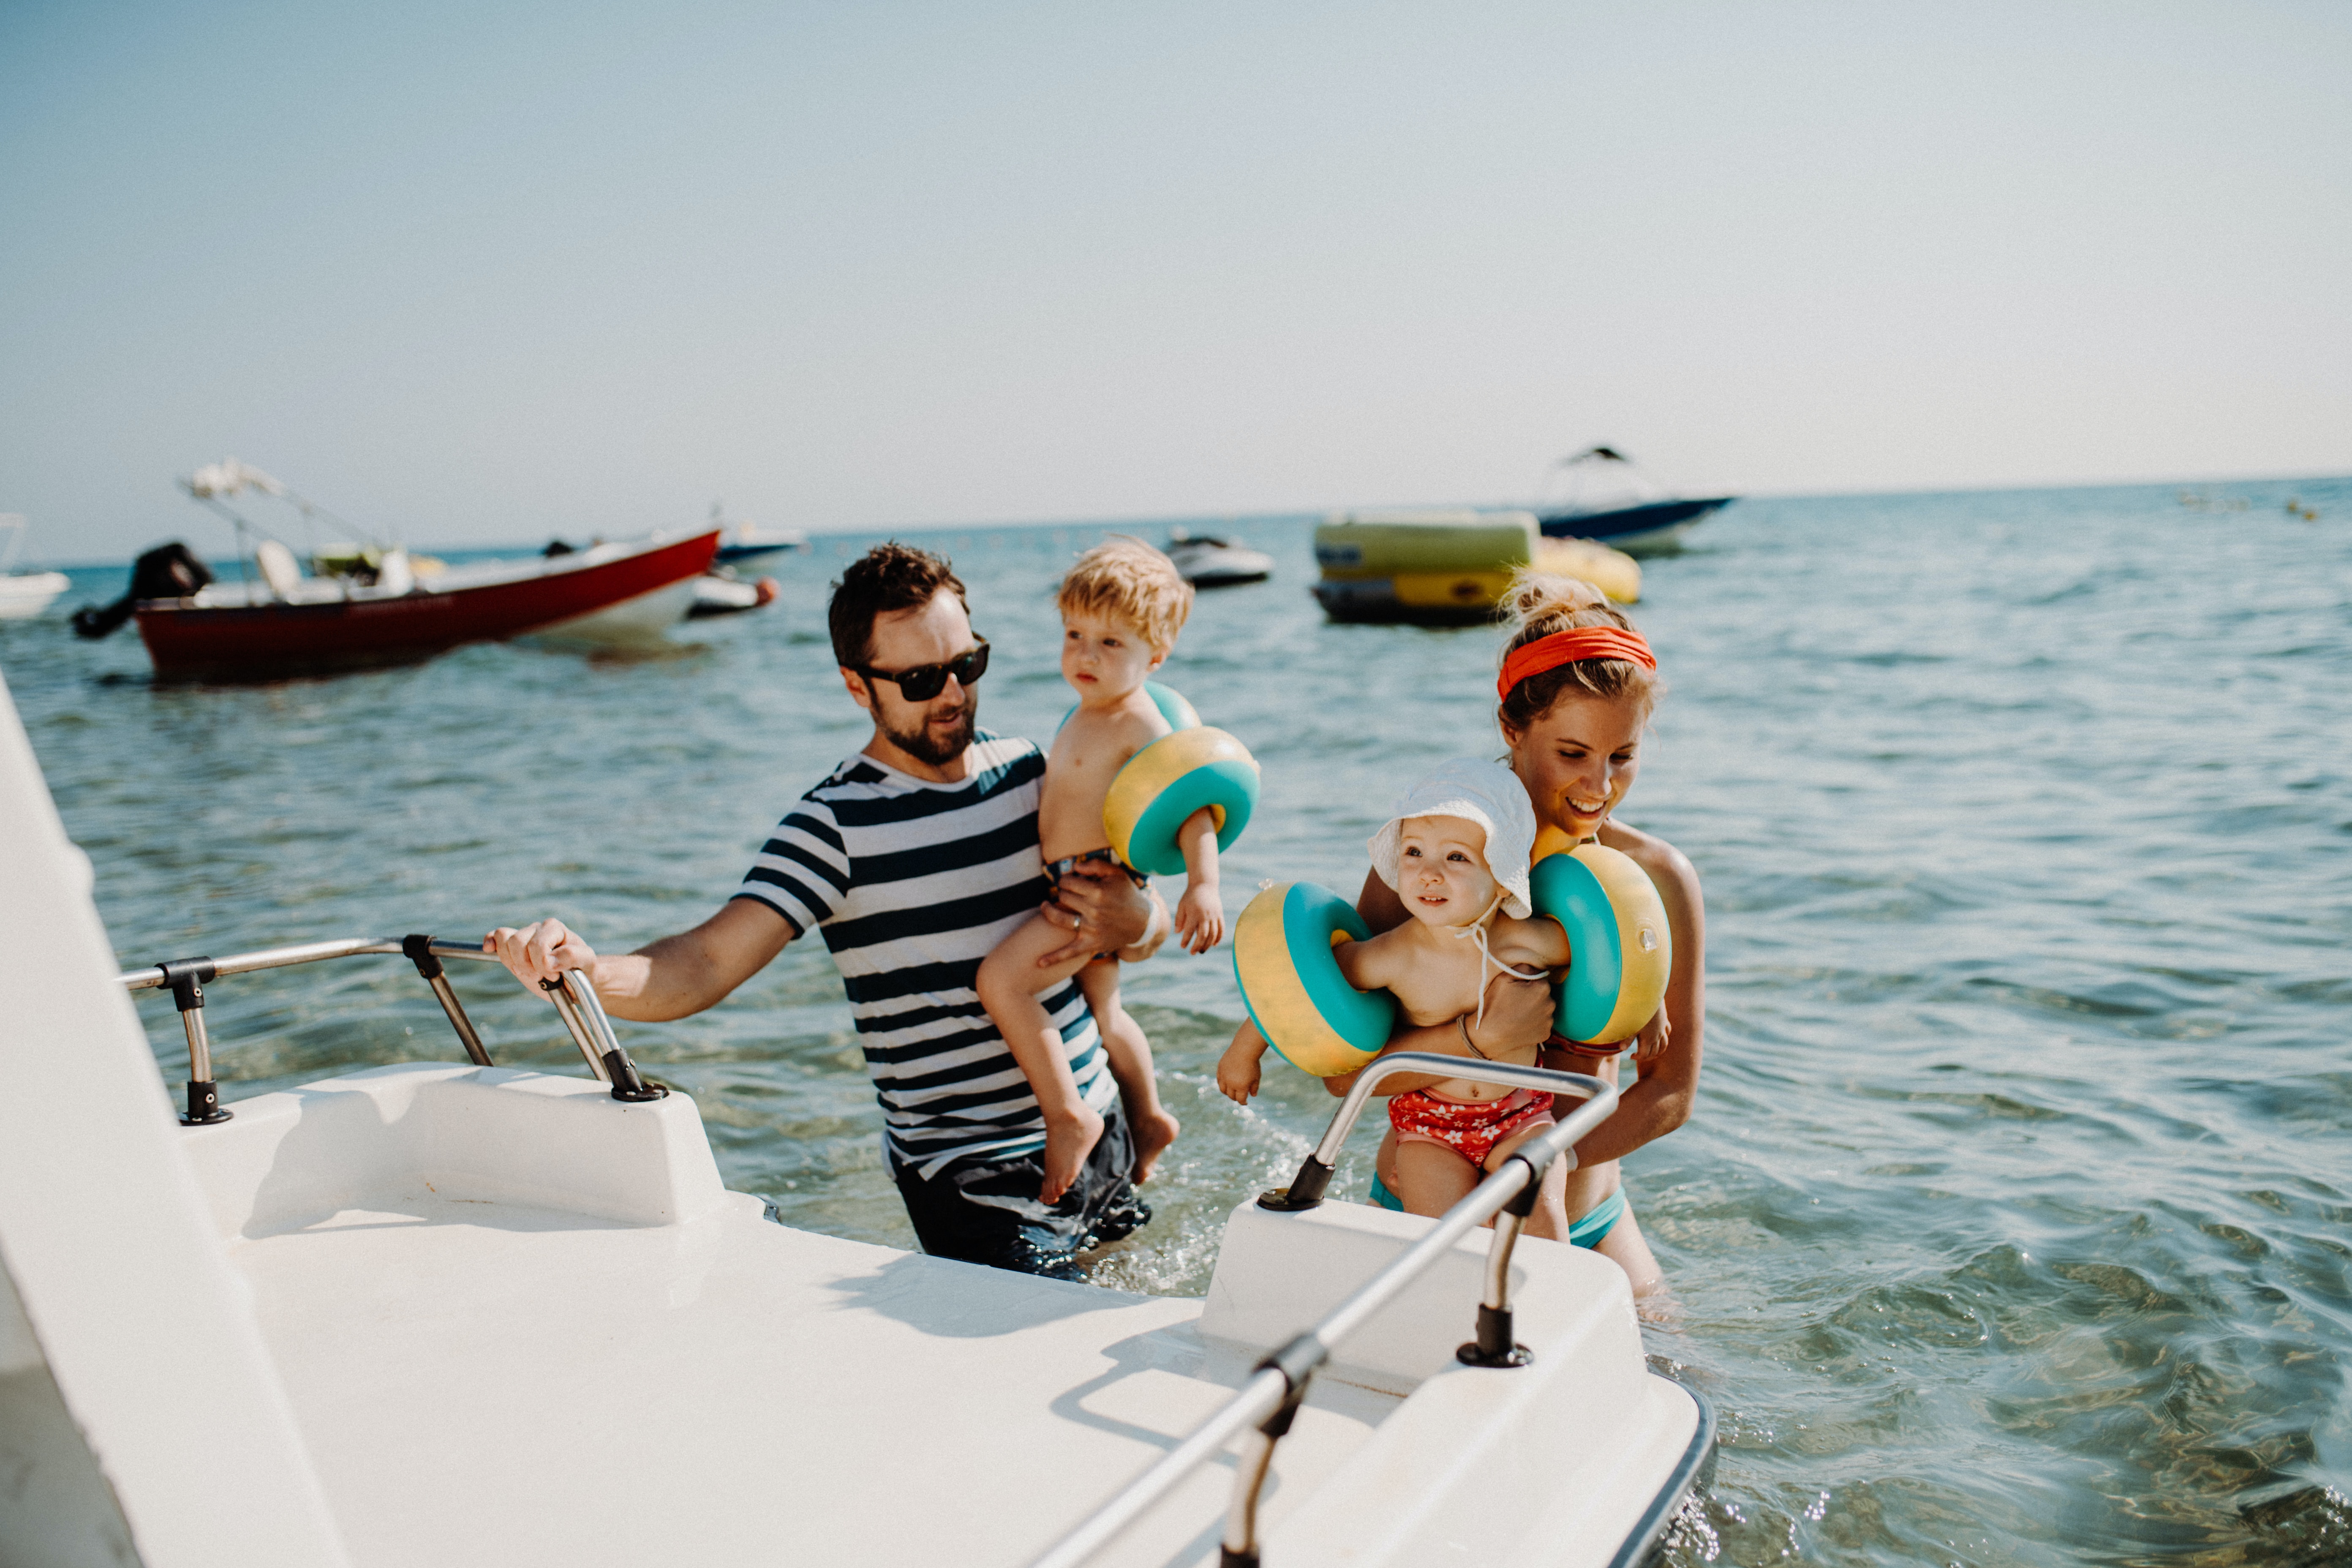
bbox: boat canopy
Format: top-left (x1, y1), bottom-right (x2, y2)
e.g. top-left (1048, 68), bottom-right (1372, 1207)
top-left (185, 459), bottom-right (289, 501)
top-left (1537, 446), bottom-right (1670, 517)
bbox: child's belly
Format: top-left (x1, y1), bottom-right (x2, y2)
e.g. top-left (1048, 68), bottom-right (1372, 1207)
top-left (1427, 1075), bottom-right (1520, 1104)
top-left (1038, 779), bottom-right (1114, 863)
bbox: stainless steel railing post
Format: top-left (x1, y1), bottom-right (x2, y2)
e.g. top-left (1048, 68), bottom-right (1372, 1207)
top-left (160, 958), bottom-right (231, 1126)
top-left (1031, 1060), bottom-right (1622, 1567)
top-left (543, 969), bottom-right (666, 1102)
top-left (117, 932), bottom-right (667, 1115)
top-left (1458, 1158), bottom-right (1540, 1368)
top-left (540, 973), bottom-right (614, 1081)
top-left (400, 934), bottom-right (494, 1067)
top-left (1218, 1349), bottom-right (1312, 1568)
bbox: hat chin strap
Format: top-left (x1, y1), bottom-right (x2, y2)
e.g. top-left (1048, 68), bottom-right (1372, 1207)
top-left (1447, 892), bottom-right (1549, 1030)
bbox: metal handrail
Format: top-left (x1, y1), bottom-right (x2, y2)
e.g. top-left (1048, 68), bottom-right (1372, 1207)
top-left (115, 936), bottom-right (496, 989)
top-left (113, 933), bottom-right (665, 1122)
top-left (1030, 1053), bottom-right (1619, 1568)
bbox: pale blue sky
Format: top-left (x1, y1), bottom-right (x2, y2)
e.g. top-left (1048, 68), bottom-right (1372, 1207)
top-left (3, 1), bottom-right (2346, 559)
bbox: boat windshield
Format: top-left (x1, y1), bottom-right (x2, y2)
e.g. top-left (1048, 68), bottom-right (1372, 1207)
top-left (1535, 447), bottom-right (1672, 515)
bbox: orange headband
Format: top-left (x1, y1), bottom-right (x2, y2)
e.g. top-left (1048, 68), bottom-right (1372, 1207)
top-left (1497, 626), bottom-right (1656, 700)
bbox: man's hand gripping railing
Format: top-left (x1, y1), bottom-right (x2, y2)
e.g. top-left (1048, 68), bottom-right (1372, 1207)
top-left (117, 934), bottom-right (665, 1121)
top-left (1030, 1053), bottom-right (1618, 1568)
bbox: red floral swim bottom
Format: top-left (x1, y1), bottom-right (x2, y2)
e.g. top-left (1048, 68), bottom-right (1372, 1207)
top-left (1389, 1086), bottom-right (1556, 1169)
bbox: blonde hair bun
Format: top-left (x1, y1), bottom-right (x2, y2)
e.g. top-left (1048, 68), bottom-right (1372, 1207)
top-left (1496, 567), bottom-right (1658, 724)
top-left (1503, 570), bottom-right (1611, 634)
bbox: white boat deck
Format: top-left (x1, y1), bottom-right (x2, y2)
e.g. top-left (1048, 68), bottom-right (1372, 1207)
top-left (0, 673), bottom-right (1705, 1568)
top-left (186, 1067), bottom-right (1394, 1568)
top-left (182, 1064), bottom-right (1693, 1568)
top-left (235, 1192), bottom-right (1390, 1568)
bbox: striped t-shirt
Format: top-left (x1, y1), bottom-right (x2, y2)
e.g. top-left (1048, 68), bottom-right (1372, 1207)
top-left (732, 730), bottom-right (1115, 1178)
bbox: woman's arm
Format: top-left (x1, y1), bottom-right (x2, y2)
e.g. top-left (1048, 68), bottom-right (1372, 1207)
top-left (1553, 827), bottom-right (1705, 1164)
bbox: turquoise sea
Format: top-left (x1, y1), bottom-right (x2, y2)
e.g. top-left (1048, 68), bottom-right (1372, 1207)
top-left (5, 476), bottom-right (2350, 1565)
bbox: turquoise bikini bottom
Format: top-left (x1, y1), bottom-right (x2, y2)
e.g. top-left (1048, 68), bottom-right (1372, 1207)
top-left (1367, 1175), bottom-right (1627, 1249)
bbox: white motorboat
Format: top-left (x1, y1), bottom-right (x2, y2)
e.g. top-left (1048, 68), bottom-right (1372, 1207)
top-left (0, 673), bottom-right (1713, 1568)
top-left (710, 514), bottom-right (808, 574)
top-left (1532, 447), bottom-right (1736, 558)
top-left (686, 570), bottom-right (781, 618)
top-left (0, 514), bottom-right (71, 621)
top-left (1164, 525), bottom-right (1275, 588)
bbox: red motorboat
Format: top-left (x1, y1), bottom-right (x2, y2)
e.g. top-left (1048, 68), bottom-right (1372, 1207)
top-left (74, 461), bottom-right (722, 681)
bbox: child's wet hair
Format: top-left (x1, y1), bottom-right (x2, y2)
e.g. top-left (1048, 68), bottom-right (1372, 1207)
top-left (1496, 570), bottom-right (1662, 729)
top-left (1057, 536), bottom-right (1193, 655)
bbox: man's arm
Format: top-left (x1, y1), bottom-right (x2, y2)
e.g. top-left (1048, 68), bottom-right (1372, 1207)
top-left (486, 897), bottom-right (795, 1022)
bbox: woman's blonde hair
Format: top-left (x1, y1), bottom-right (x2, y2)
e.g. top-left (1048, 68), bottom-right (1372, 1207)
top-left (1057, 537), bottom-right (1193, 654)
top-left (1495, 569), bottom-right (1661, 729)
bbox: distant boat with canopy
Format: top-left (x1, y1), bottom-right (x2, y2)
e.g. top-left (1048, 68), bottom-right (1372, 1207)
top-left (71, 459), bottom-right (718, 681)
top-left (1533, 446), bottom-right (1736, 556)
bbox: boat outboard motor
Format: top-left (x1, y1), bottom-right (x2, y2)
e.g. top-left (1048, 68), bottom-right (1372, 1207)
top-left (71, 541), bottom-right (215, 640)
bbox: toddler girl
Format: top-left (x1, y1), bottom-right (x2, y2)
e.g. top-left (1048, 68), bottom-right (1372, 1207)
top-left (1218, 757), bottom-right (1572, 1214)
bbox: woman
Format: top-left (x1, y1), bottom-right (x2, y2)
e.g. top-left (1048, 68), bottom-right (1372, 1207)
top-left (1342, 571), bottom-right (1706, 1299)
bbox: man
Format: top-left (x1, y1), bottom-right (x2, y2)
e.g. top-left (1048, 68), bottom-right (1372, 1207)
top-left (487, 543), bottom-right (1169, 1279)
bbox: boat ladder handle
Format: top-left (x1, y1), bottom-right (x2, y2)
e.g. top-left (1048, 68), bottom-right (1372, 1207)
top-left (158, 958), bottom-right (230, 1126)
top-left (540, 969), bottom-right (666, 1102)
top-left (1256, 1051), bottom-right (1615, 1213)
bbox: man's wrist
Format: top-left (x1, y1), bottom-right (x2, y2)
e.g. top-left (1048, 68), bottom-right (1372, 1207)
top-left (1128, 894), bottom-right (1169, 953)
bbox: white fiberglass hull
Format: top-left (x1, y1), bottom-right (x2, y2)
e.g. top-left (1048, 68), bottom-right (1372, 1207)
top-left (0, 670), bottom-right (1709, 1568)
top-left (0, 571), bottom-right (70, 620)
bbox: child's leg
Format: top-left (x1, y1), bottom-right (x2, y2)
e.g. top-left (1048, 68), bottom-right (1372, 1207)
top-left (1391, 1138), bottom-right (1481, 1217)
top-left (1485, 1116), bottom-right (1571, 1239)
top-left (1077, 960), bottom-right (1180, 1182)
top-left (977, 913), bottom-right (1105, 1203)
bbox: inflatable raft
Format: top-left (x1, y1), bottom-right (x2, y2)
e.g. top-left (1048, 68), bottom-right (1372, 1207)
top-left (1311, 509), bottom-right (1639, 626)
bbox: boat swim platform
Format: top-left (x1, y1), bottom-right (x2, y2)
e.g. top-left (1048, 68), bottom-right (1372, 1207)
top-left (186, 1064), bottom-right (1697, 1568)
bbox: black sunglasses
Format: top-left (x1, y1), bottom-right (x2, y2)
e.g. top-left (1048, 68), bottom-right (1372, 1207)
top-left (858, 638), bottom-right (989, 702)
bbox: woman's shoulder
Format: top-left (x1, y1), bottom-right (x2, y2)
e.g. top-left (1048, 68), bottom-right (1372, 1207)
top-left (1599, 818), bottom-right (1702, 904)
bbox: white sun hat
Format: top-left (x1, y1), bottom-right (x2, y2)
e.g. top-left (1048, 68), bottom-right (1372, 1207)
top-left (1367, 756), bottom-right (1538, 918)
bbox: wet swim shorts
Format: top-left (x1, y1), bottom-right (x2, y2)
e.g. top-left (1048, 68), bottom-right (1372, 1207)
top-left (888, 1098), bottom-right (1150, 1281)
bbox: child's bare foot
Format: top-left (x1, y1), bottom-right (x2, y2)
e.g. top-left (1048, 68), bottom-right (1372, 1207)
top-left (1040, 1103), bottom-right (1105, 1204)
top-left (1130, 1107), bottom-right (1181, 1183)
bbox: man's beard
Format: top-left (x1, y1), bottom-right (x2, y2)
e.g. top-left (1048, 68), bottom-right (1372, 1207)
top-left (881, 697), bottom-right (977, 766)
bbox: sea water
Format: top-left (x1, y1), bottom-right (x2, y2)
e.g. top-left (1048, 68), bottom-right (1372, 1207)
top-left (5, 477), bottom-right (2349, 1565)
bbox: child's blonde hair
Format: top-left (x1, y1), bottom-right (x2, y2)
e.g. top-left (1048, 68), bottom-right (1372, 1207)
top-left (1057, 537), bottom-right (1194, 655)
top-left (1496, 569), bottom-right (1661, 727)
